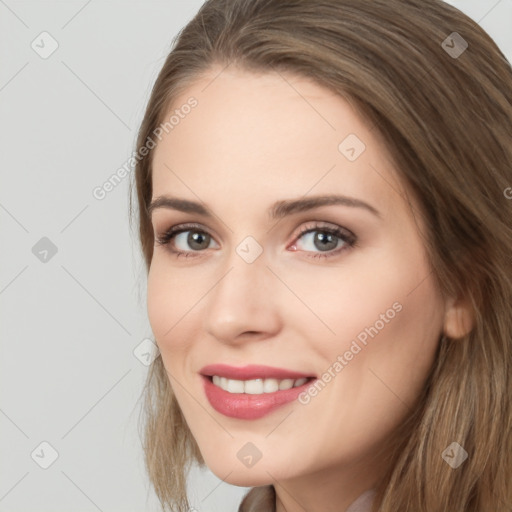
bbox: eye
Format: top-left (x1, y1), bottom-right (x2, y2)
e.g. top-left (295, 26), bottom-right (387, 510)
top-left (155, 221), bottom-right (357, 260)
top-left (155, 222), bottom-right (218, 258)
top-left (289, 222), bottom-right (357, 259)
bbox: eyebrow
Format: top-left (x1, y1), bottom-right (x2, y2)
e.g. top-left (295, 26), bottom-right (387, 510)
top-left (148, 194), bottom-right (381, 219)
top-left (148, 194), bottom-right (381, 220)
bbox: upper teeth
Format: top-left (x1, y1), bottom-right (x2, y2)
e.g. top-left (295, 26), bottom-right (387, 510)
top-left (212, 375), bottom-right (309, 394)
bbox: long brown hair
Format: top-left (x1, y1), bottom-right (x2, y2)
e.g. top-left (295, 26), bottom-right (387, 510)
top-left (129, 1), bottom-right (512, 510)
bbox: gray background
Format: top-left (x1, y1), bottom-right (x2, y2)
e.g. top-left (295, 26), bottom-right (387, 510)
top-left (1, 1), bottom-right (510, 511)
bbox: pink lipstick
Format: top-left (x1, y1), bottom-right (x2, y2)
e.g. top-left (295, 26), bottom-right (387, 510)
top-left (200, 364), bottom-right (316, 420)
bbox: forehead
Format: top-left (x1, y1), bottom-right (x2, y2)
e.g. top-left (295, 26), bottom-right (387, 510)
top-left (151, 66), bottom-right (406, 219)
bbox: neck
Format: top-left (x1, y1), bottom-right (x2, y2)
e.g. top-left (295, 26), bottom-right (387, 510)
top-left (273, 450), bottom-right (384, 512)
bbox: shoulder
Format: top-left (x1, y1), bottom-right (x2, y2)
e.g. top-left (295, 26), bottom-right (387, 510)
top-left (238, 485), bottom-right (276, 512)
top-left (346, 488), bottom-right (377, 512)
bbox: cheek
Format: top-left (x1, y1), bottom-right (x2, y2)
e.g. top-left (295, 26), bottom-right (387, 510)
top-left (295, 244), bottom-right (444, 393)
top-left (146, 257), bottom-right (196, 356)
top-left (146, 260), bottom-right (203, 413)
top-left (328, 266), bottom-right (444, 433)
top-left (147, 260), bottom-right (171, 341)
top-left (298, 272), bottom-right (444, 457)
top-left (315, 239), bottom-right (441, 348)
top-left (277, 255), bottom-right (424, 353)
top-left (366, 274), bottom-right (444, 393)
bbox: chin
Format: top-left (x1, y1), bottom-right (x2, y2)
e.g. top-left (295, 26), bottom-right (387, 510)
top-left (221, 470), bottom-right (274, 488)
top-left (203, 456), bottom-right (278, 487)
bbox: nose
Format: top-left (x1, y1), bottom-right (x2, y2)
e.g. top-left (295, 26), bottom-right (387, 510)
top-left (203, 246), bottom-right (282, 345)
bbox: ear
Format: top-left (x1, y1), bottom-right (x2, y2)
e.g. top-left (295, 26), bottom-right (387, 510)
top-left (443, 296), bottom-right (474, 339)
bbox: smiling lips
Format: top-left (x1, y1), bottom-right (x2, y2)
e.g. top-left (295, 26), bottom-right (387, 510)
top-left (200, 364), bottom-right (316, 420)
top-left (212, 375), bottom-right (309, 393)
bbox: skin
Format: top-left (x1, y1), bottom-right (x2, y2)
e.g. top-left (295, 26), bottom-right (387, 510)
top-left (147, 65), bottom-right (472, 512)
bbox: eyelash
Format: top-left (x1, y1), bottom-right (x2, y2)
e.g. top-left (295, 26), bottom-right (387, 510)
top-left (155, 221), bottom-right (357, 260)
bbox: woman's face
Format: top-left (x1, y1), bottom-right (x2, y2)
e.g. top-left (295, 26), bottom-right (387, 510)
top-left (147, 66), bottom-right (449, 490)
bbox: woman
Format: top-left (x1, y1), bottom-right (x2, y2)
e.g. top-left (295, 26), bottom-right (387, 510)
top-left (130, 0), bottom-right (512, 510)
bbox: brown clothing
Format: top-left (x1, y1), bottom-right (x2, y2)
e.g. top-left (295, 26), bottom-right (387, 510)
top-left (238, 485), bottom-right (376, 512)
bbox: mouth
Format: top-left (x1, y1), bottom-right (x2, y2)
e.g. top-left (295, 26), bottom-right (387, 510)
top-left (200, 363), bottom-right (315, 381)
top-left (208, 375), bottom-right (313, 394)
top-left (199, 364), bottom-right (317, 420)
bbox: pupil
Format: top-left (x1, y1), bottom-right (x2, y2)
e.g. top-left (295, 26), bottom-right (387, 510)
top-left (315, 232), bottom-right (336, 251)
top-left (189, 232), bottom-right (208, 250)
